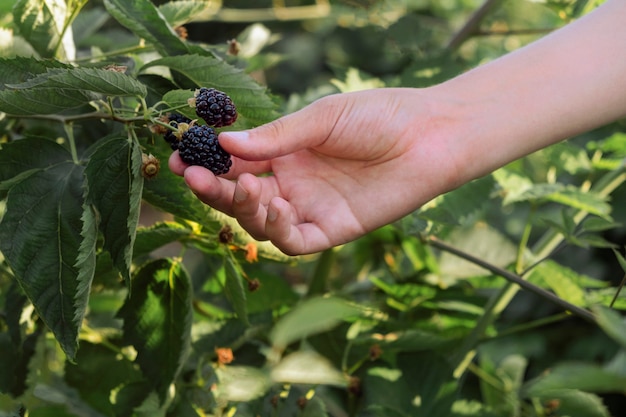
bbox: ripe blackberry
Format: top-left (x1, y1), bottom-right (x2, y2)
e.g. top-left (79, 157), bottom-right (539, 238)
top-left (163, 112), bottom-right (191, 150)
top-left (192, 87), bottom-right (238, 128)
top-left (178, 124), bottom-right (232, 175)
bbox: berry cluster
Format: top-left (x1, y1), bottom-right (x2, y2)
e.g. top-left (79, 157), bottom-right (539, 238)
top-left (177, 124), bottom-right (232, 175)
top-left (161, 87), bottom-right (238, 175)
top-left (163, 112), bottom-right (191, 150)
top-left (192, 87), bottom-right (238, 128)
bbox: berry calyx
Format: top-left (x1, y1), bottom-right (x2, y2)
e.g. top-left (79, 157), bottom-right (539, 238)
top-left (190, 87), bottom-right (238, 128)
top-left (162, 112), bottom-right (192, 150)
top-left (177, 124), bottom-right (232, 175)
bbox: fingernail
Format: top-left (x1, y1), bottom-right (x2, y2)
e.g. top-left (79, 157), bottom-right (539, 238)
top-left (234, 183), bottom-right (248, 203)
top-left (223, 131), bottom-right (248, 141)
top-left (267, 204), bottom-right (278, 222)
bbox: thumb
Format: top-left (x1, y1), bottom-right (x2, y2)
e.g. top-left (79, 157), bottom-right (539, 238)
top-left (218, 95), bottom-right (345, 161)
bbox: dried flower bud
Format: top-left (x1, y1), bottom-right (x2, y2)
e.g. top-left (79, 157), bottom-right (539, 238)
top-left (141, 153), bottom-right (160, 179)
top-left (215, 347), bottom-right (234, 365)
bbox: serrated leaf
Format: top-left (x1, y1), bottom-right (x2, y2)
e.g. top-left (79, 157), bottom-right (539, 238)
top-left (85, 136), bottom-right (143, 284)
top-left (143, 54), bottom-right (279, 127)
top-left (0, 57), bottom-right (71, 88)
top-left (545, 186), bottom-right (611, 219)
top-left (270, 297), bottom-right (359, 350)
top-left (418, 176), bottom-right (495, 226)
top-left (159, 1), bottom-right (220, 27)
top-left (103, 0), bottom-right (189, 57)
top-left (524, 362), bottom-right (626, 395)
top-left (12, 0), bottom-right (76, 60)
top-left (7, 67), bottom-right (147, 98)
top-left (526, 261), bottom-right (587, 307)
top-left (0, 161), bottom-right (88, 360)
top-left (224, 256), bottom-right (249, 326)
top-left (117, 258), bottom-right (193, 403)
top-left (530, 389), bottom-right (610, 417)
top-left (133, 221), bottom-right (192, 259)
top-left (0, 88), bottom-right (95, 115)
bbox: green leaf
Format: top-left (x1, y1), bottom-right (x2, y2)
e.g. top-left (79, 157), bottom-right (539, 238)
top-left (0, 57), bottom-right (71, 88)
top-left (593, 305), bottom-right (626, 349)
top-left (117, 258), bottom-right (193, 403)
top-left (545, 186), bottom-right (612, 219)
top-left (0, 161), bottom-right (89, 360)
top-left (224, 256), bottom-right (249, 326)
top-left (12, 0), bottom-right (77, 60)
top-left (159, 1), bottom-right (220, 27)
top-left (133, 221), bottom-right (192, 259)
top-left (214, 366), bottom-right (271, 402)
top-left (0, 87), bottom-right (94, 115)
top-left (270, 350), bottom-right (347, 387)
top-left (0, 137), bottom-right (70, 189)
top-left (529, 389), bottom-right (610, 417)
top-left (103, 0), bottom-right (189, 57)
top-left (143, 54), bottom-right (279, 127)
top-left (141, 144), bottom-right (213, 224)
top-left (85, 136), bottom-right (143, 284)
top-left (418, 176), bottom-right (495, 226)
top-left (270, 296), bottom-right (359, 350)
top-left (524, 362), bottom-right (626, 395)
top-left (526, 260), bottom-right (587, 307)
top-left (7, 67), bottom-right (147, 98)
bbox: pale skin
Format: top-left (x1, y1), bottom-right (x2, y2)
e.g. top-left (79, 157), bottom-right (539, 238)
top-left (169, 0), bottom-right (626, 255)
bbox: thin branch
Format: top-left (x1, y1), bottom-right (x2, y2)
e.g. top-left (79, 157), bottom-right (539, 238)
top-left (446, 0), bottom-right (502, 50)
top-left (424, 236), bottom-right (596, 323)
top-left (474, 28), bottom-right (556, 37)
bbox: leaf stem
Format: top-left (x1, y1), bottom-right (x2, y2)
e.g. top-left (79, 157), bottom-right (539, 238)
top-left (63, 122), bottom-right (79, 164)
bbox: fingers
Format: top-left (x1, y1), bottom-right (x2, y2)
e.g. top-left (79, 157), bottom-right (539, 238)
top-left (219, 94), bottom-right (347, 160)
top-left (264, 197), bottom-right (332, 256)
top-left (182, 165), bottom-right (237, 216)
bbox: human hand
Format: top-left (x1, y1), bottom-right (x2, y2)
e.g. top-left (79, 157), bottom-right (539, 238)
top-left (169, 88), bottom-right (464, 255)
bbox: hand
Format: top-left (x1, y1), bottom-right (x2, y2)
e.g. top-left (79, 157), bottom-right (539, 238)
top-left (169, 88), bottom-right (463, 255)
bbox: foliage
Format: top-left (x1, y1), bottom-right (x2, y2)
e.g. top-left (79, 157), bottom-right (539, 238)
top-left (1, 0), bottom-right (625, 416)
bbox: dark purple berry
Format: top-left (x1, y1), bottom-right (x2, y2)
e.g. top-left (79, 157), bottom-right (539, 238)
top-left (163, 112), bottom-right (191, 150)
top-left (178, 125), bottom-right (232, 175)
top-left (193, 87), bottom-right (238, 128)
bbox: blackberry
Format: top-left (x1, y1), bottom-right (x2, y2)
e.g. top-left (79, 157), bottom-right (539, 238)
top-left (178, 124), bottom-right (232, 175)
top-left (192, 87), bottom-right (238, 128)
top-left (163, 112), bottom-right (191, 150)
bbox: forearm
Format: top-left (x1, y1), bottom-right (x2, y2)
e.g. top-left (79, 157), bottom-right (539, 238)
top-left (437, 0), bottom-right (626, 181)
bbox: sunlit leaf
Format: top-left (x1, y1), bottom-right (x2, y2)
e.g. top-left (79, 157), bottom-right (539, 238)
top-left (526, 260), bottom-right (587, 307)
top-left (103, 0), bottom-right (189, 56)
top-left (12, 0), bottom-right (77, 60)
top-left (159, 1), bottom-right (220, 27)
top-left (270, 297), bottom-right (359, 350)
top-left (270, 350), bottom-right (347, 387)
top-left (215, 366), bottom-right (271, 402)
